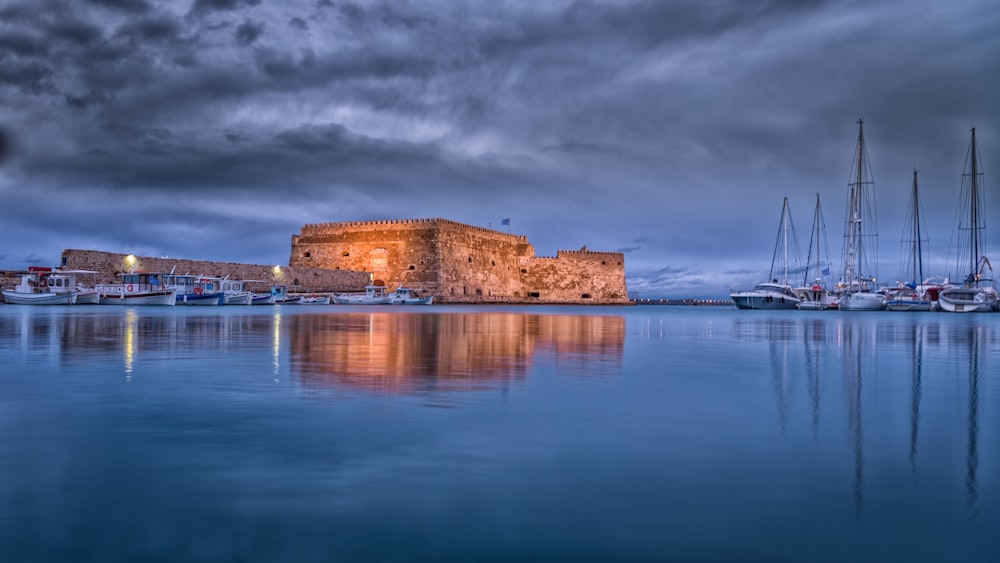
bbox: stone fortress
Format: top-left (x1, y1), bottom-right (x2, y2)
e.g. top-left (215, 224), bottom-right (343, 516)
top-left (30, 217), bottom-right (628, 305)
top-left (290, 218), bottom-right (629, 304)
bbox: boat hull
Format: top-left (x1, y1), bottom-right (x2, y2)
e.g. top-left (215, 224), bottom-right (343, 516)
top-left (99, 290), bottom-right (177, 306)
top-left (2, 290), bottom-right (76, 305)
top-left (730, 293), bottom-right (798, 310)
top-left (885, 299), bottom-right (932, 312)
top-left (938, 288), bottom-right (997, 313)
top-left (75, 291), bottom-right (101, 305)
top-left (332, 295), bottom-right (391, 305)
top-left (388, 296), bottom-right (433, 305)
top-left (838, 292), bottom-right (885, 311)
top-left (222, 292), bottom-right (253, 305)
top-left (251, 294), bottom-right (276, 305)
top-left (176, 292), bottom-right (223, 305)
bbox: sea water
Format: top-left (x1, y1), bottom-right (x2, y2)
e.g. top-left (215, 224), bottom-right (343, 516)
top-left (0, 305), bottom-right (996, 562)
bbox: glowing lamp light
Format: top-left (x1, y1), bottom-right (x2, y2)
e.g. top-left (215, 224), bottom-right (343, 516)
top-left (125, 254), bottom-right (137, 272)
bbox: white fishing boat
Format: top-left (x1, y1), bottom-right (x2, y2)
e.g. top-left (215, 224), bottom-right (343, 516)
top-left (300, 294), bottom-right (331, 305)
top-left (387, 287), bottom-right (433, 305)
top-left (730, 197), bottom-right (802, 310)
top-left (837, 119), bottom-right (885, 311)
top-left (1, 269), bottom-right (77, 305)
top-left (97, 272), bottom-right (177, 306)
top-left (886, 170), bottom-right (936, 312)
top-left (251, 292), bottom-right (277, 305)
top-left (939, 128), bottom-right (998, 313)
top-left (795, 194), bottom-right (837, 310)
top-left (47, 269), bottom-right (101, 304)
top-left (218, 278), bottom-right (253, 305)
top-left (332, 285), bottom-right (392, 305)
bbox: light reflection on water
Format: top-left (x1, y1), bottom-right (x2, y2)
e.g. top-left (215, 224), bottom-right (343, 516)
top-left (0, 306), bottom-right (997, 561)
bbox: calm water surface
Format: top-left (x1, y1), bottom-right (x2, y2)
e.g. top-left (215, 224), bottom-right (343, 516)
top-left (0, 305), bottom-right (997, 561)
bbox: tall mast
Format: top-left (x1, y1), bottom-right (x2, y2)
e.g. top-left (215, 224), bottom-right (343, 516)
top-left (969, 127), bottom-right (980, 276)
top-left (912, 169), bottom-right (923, 283)
top-left (854, 119), bottom-right (866, 281)
top-left (813, 193), bottom-right (822, 283)
top-left (783, 197), bottom-right (789, 284)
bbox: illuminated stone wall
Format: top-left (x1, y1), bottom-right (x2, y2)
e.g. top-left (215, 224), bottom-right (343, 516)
top-left (289, 217), bottom-right (629, 304)
top-left (58, 249), bottom-right (368, 292)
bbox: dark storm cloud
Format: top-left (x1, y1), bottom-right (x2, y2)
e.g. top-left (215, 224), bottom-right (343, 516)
top-left (188, 0), bottom-right (261, 17)
top-left (0, 0), bottom-right (997, 297)
top-left (84, 0), bottom-right (154, 14)
top-left (235, 19), bottom-right (265, 45)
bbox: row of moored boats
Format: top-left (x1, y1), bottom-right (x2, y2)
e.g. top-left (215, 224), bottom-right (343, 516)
top-left (731, 122), bottom-right (997, 313)
top-left (0, 269), bottom-right (433, 306)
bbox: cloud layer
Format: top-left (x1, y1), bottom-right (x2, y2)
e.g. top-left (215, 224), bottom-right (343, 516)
top-left (1, 0), bottom-right (997, 297)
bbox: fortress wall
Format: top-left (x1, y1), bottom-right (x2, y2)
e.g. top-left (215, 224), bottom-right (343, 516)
top-left (60, 249), bottom-right (368, 292)
top-left (435, 221), bottom-right (536, 303)
top-left (520, 249), bottom-right (629, 304)
top-left (291, 221), bottom-right (441, 290)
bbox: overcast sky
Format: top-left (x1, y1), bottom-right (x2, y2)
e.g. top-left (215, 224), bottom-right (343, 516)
top-left (1, 0), bottom-right (997, 298)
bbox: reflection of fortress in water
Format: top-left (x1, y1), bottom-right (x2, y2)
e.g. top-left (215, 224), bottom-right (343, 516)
top-left (287, 313), bottom-right (626, 393)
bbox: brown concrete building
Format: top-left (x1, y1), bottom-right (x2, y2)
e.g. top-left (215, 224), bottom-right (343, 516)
top-left (289, 218), bottom-right (629, 304)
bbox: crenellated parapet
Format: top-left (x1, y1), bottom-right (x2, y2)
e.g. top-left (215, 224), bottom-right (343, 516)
top-left (298, 217), bottom-right (529, 243)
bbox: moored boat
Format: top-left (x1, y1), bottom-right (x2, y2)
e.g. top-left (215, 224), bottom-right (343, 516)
top-left (270, 285), bottom-right (302, 305)
top-left (2, 269), bottom-right (77, 305)
top-left (47, 269), bottom-right (101, 304)
top-left (163, 274), bottom-right (224, 306)
top-left (97, 272), bottom-right (177, 305)
top-left (333, 285), bottom-right (391, 305)
top-left (938, 128), bottom-right (997, 313)
top-left (837, 119), bottom-right (884, 311)
top-left (387, 287), bottom-right (433, 305)
top-left (218, 278), bottom-right (253, 305)
top-left (794, 194), bottom-right (837, 310)
top-left (886, 170), bottom-right (936, 312)
top-left (730, 197), bottom-right (801, 310)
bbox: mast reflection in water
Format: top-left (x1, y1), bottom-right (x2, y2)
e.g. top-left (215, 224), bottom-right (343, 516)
top-left (0, 307), bottom-right (997, 561)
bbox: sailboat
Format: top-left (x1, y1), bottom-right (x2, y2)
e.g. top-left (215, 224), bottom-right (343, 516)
top-left (795, 193), bottom-right (837, 310)
top-left (939, 128), bottom-right (998, 312)
top-left (837, 119), bottom-right (885, 311)
top-left (730, 196), bottom-right (802, 310)
top-left (886, 170), bottom-right (944, 311)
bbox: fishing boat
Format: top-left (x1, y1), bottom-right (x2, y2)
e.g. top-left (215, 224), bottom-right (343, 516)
top-left (939, 128), bottom-right (998, 312)
top-left (300, 294), bottom-right (331, 305)
top-left (1, 269), bottom-right (77, 305)
top-left (836, 119), bottom-right (885, 311)
top-left (97, 272), bottom-right (177, 306)
top-left (218, 278), bottom-right (253, 305)
top-left (163, 274), bottom-right (224, 306)
top-left (251, 292), bottom-right (277, 305)
top-left (886, 170), bottom-right (937, 311)
top-left (47, 269), bottom-right (101, 304)
top-left (730, 197), bottom-right (802, 310)
top-left (795, 194), bottom-right (837, 310)
top-left (270, 285), bottom-right (302, 305)
top-left (332, 285), bottom-right (392, 305)
top-left (387, 287), bottom-right (433, 305)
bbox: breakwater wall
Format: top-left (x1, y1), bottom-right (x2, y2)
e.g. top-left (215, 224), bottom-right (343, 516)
top-left (58, 249), bottom-right (369, 293)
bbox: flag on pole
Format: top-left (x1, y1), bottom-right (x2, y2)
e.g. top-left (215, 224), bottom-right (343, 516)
top-left (501, 218), bottom-right (510, 226)
top-left (821, 267), bottom-right (830, 276)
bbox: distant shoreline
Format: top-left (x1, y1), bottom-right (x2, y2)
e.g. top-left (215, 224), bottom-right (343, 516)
top-left (632, 298), bottom-right (732, 307)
